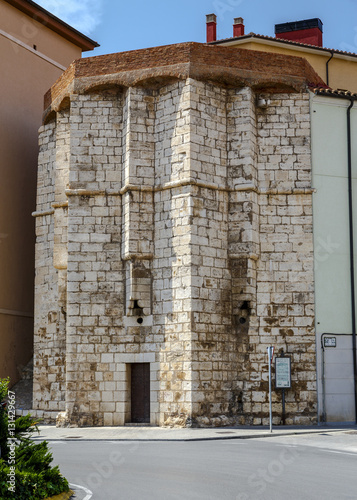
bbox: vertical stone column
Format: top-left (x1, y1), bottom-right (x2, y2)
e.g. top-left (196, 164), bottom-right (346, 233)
top-left (53, 109), bottom-right (70, 271)
top-left (154, 79), bottom-right (239, 426)
top-left (227, 87), bottom-right (260, 423)
top-left (122, 87), bottom-right (155, 316)
top-left (153, 80), bottom-right (194, 426)
top-left (52, 109), bottom-right (70, 408)
top-left (254, 92), bottom-right (316, 424)
top-left (33, 121), bottom-right (63, 415)
top-left (187, 80), bottom-right (236, 426)
top-left (59, 91), bottom-right (124, 426)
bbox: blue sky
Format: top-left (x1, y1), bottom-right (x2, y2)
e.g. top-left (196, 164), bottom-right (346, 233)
top-left (36, 0), bottom-right (357, 56)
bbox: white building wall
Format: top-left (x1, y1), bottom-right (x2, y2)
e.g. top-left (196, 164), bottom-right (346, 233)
top-left (311, 93), bottom-right (357, 422)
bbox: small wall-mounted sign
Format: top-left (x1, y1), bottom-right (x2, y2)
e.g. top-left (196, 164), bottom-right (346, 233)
top-left (275, 356), bottom-right (291, 389)
top-left (324, 337), bottom-right (336, 348)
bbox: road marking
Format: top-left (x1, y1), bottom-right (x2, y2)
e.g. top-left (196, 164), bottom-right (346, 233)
top-left (276, 444), bottom-right (303, 448)
top-left (324, 449), bottom-right (357, 456)
top-left (275, 444), bottom-right (299, 448)
top-left (216, 440), bottom-right (249, 444)
top-left (70, 483), bottom-right (93, 500)
top-left (273, 444), bottom-right (357, 455)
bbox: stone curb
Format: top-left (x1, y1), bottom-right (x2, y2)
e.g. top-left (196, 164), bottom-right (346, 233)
top-left (43, 490), bottom-right (74, 500)
top-left (182, 429), bottom-right (349, 442)
top-left (34, 427), bottom-right (355, 442)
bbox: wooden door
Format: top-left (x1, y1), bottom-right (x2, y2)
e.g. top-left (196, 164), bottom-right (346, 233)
top-left (131, 363), bottom-right (150, 423)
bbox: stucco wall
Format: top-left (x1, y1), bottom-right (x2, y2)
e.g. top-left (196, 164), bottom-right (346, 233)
top-left (0, 0), bottom-right (83, 385)
top-left (311, 94), bottom-right (357, 422)
top-left (222, 39), bottom-right (357, 94)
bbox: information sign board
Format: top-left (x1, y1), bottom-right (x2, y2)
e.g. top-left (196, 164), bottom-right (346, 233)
top-left (324, 337), bottom-right (336, 348)
top-left (275, 356), bottom-right (291, 389)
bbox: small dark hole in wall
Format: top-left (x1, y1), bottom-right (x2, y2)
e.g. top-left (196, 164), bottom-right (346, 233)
top-left (239, 317), bottom-right (246, 324)
top-left (137, 317), bottom-right (143, 324)
top-left (131, 299), bottom-right (144, 317)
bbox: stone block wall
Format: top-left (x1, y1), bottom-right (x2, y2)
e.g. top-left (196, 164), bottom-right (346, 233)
top-left (255, 93), bottom-right (316, 424)
top-left (33, 121), bottom-right (65, 414)
top-left (34, 72), bottom-right (317, 426)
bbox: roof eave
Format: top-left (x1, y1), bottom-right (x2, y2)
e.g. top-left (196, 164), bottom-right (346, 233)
top-left (209, 34), bottom-right (357, 60)
top-left (4, 0), bottom-right (99, 51)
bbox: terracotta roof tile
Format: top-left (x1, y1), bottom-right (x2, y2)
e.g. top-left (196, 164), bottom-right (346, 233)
top-left (311, 87), bottom-right (357, 98)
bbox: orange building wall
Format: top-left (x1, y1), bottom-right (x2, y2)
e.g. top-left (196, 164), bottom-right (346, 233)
top-left (1, 0), bottom-right (81, 66)
top-left (0, 0), bottom-right (83, 385)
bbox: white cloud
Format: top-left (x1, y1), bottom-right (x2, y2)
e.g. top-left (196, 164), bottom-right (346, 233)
top-left (36, 0), bottom-right (102, 34)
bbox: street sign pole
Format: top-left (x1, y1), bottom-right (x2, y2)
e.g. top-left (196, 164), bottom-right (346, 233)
top-left (282, 388), bottom-right (286, 425)
top-left (267, 346), bottom-right (274, 433)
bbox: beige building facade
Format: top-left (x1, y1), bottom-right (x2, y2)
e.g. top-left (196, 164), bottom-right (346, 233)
top-left (0, 0), bottom-right (97, 385)
top-left (208, 16), bottom-right (357, 93)
top-left (33, 43), bottom-right (325, 426)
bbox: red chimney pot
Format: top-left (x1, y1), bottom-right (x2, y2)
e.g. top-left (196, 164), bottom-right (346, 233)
top-left (206, 13), bottom-right (217, 43)
top-left (275, 18), bottom-right (323, 47)
top-left (233, 17), bottom-right (245, 37)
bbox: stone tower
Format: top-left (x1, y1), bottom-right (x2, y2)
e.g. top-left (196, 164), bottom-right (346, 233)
top-left (33, 43), bottom-right (324, 427)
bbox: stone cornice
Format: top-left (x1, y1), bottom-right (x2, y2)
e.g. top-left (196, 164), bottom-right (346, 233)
top-left (33, 184), bottom-right (315, 218)
top-left (43, 42), bottom-right (325, 122)
top-left (63, 184), bottom-right (315, 197)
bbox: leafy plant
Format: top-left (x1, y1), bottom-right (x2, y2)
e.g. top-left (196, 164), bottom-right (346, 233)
top-left (0, 377), bottom-right (10, 460)
top-left (0, 378), bottom-right (69, 499)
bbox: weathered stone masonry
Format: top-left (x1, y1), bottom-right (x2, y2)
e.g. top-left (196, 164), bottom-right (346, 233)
top-left (33, 42), bottom-right (325, 426)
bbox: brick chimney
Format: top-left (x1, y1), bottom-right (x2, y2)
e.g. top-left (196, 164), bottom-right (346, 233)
top-left (233, 17), bottom-right (245, 37)
top-left (206, 13), bottom-right (217, 43)
top-left (275, 18), bottom-right (323, 47)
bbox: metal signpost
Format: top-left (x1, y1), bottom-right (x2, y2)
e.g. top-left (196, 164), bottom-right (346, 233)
top-left (275, 351), bottom-right (291, 425)
top-left (267, 346), bottom-right (274, 433)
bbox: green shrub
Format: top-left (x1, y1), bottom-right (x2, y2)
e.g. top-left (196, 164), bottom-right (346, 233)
top-left (0, 378), bottom-right (69, 499)
top-left (0, 464), bottom-right (69, 500)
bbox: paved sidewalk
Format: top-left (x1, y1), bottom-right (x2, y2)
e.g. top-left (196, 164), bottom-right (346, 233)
top-left (34, 423), bottom-right (357, 442)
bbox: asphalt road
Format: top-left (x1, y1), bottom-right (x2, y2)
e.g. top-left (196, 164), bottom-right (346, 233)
top-left (46, 431), bottom-right (357, 500)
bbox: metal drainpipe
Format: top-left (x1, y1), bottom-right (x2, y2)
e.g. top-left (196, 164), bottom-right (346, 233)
top-left (325, 52), bottom-right (334, 87)
top-left (347, 97), bottom-right (357, 424)
top-left (321, 339), bottom-right (326, 423)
